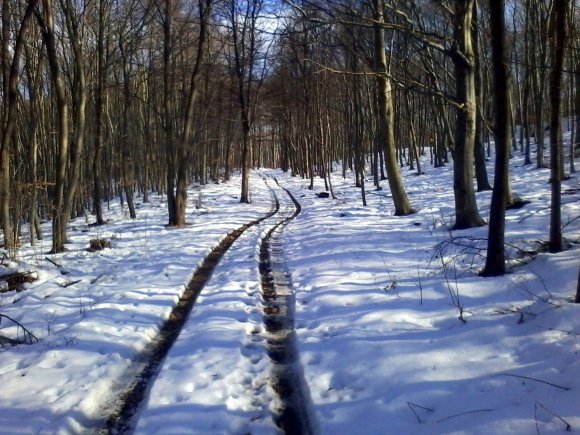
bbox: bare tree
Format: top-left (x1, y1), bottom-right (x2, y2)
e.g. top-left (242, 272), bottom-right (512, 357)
top-left (1, 0), bottom-right (39, 251)
top-left (35, 0), bottom-right (71, 253)
top-left (91, 0), bottom-right (113, 226)
top-left (373, 0), bottom-right (414, 215)
top-left (60, 0), bottom-right (90, 228)
top-left (548, 0), bottom-right (570, 253)
top-left (482, 0), bottom-right (510, 276)
top-left (174, 0), bottom-right (213, 225)
top-left (225, 0), bottom-right (271, 203)
top-left (450, 0), bottom-right (485, 229)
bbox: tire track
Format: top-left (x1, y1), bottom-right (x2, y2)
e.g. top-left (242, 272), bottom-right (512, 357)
top-left (259, 177), bottom-right (319, 435)
top-left (101, 178), bottom-right (280, 434)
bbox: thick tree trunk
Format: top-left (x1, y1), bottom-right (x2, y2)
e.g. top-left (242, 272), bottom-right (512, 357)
top-left (120, 33), bottom-right (137, 220)
top-left (37, 0), bottom-right (70, 253)
top-left (1, 0), bottom-right (38, 251)
top-left (23, 41), bottom-right (43, 244)
top-left (548, 0), bottom-right (569, 253)
top-left (451, 0), bottom-right (484, 229)
top-left (1, 0), bottom-right (13, 251)
top-left (373, 0), bottom-right (414, 216)
top-left (62, 4), bottom-right (88, 237)
top-left (163, 0), bottom-right (177, 225)
top-left (483, 0), bottom-right (510, 277)
top-left (573, 49), bottom-right (580, 174)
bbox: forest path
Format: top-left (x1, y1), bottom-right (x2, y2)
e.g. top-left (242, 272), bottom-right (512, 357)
top-left (101, 174), bottom-right (316, 434)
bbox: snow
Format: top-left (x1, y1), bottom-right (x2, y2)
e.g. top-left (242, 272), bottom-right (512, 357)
top-left (0, 146), bottom-right (578, 434)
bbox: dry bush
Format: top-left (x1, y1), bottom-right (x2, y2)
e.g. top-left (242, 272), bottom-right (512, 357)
top-left (0, 271), bottom-right (38, 293)
top-left (89, 238), bottom-right (112, 251)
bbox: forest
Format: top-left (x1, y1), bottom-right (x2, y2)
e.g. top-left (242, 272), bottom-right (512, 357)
top-left (1, 1), bottom-right (580, 433)
top-left (0, 0), bottom-right (577, 270)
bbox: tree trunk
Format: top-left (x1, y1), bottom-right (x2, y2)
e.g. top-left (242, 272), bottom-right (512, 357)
top-left (92, 0), bottom-right (108, 226)
top-left (473, 2), bottom-right (491, 192)
top-left (573, 48), bottom-right (580, 174)
top-left (62, 0), bottom-right (88, 237)
top-left (174, 0), bottom-right (213, 223)
top-left (483, 0), bottom-right (510, 277)
top-left (24, 41), bottom-right (43, 245)
top-left (163, 0), bottom-right (177, 225)
top-left (373, 0), bottom-right (414, 216)
top-left (575, 264), bottom-right (580, 303)
top-left (451, 0), bottom-right (484, 229)
top-left (1, 0), bottom-right (38, 251)
top-left (36, 0), bottom-right (70, 253)
top-left (548, 0), bottom-right (569, 253)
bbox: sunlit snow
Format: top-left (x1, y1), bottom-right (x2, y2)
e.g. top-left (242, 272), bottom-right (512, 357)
top-left (0, 145), bottom-right (578, 434)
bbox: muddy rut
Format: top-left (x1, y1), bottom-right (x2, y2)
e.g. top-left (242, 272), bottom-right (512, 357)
top-left (101, 175), bottom-right (316, 434)
top-left (259, 178), bottom-right (318, 434)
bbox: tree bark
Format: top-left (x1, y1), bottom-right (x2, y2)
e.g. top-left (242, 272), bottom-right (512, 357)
top-left (373, 0), bottom-right (414, 216)
top-left (36, 0), bottom-right (70, 253)
top-left (1, 0), bottom-right (39, 251)
top-left (62, 0), bottom-right (88, 235)
top-left (575, 264), bottom-right (580, 303)
top-left (483, 0), bottom-right (510, 277)
top-left (548, 0), bottom-right (569, 253)
top-left (174, 0), bottom-right (213, 224)
top-left (451, 0), bottom-right (484, 229)
top-left (92, 0), bottom-right (109, 226)
top-left (163, 0), bottom-right (177, 225)
top-left (472, 2), bottom-right (491, 192)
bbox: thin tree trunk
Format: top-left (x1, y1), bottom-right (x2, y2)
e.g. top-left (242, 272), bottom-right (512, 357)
top-left (174, 0), bottom-right (213, 223)
top-left (93, 0), bottom-right (108, 226)
top-left (473, 2), bottom-right (492, 192)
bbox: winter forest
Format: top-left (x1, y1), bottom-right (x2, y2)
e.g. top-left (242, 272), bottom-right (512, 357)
top-left (0, 0), bottom-right (580, 434)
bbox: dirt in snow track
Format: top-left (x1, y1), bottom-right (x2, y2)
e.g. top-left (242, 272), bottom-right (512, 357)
top-left (100, 174), bottom-right (317, 434)
top-left (259, 178), bottom-right (319, 435)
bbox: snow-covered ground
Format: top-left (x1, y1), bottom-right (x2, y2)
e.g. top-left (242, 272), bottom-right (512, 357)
top-left (0, 147), bottom-right (578, 434)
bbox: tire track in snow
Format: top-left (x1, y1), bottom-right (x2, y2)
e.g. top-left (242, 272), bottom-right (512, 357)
top-left (101, 177), bottom-right (280, 434)
top-left (259, 176), bottom-right (319, 435)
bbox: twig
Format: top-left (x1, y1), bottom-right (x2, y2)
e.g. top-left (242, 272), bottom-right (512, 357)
top-left (561, 215), bottom-right (580, 231)
top-left (436, 409), bottom-right (492, 423)
top-left (495, 373), bottom-right (570, 390)
top-left (0, 313), bottom-right (38, 344)
top-left (518, 205), bottom-right (551, 223)
top-left (407, 401), bottom-right (433, 424)
top-left (518, 199), bottom-right (578, 223)
top-left (535, 402), bottom-right (571, 433)
top-left (503, 275), bottom-right (559, 307)
top-left (62, 279), bottom-right (82, 288)
top-left (90, 274), bottom-right (104, 285)
top-left (532, 271), bottom-right (553, 300)
top-left (535, 325), bottom-right (580, 336)
top-left (45, 257), bottom-right (69, 275)
top-left (44, 257), bottom-right (63, 268)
